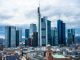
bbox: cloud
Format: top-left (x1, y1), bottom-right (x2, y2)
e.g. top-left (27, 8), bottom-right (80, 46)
top-left (0, 0), bottom-right (80, 29)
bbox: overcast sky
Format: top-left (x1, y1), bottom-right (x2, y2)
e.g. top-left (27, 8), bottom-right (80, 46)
top-left (0, 0), bottom-right (80, 28)
top-left (0, 0), bottom-right (80, 38)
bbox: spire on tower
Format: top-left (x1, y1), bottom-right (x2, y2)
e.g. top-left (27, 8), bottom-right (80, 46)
top-left (37, 0), bottom-right (41, 17)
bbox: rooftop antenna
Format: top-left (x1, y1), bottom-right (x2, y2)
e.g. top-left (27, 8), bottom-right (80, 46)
top-left (37, 0), bottom-right (41, 19)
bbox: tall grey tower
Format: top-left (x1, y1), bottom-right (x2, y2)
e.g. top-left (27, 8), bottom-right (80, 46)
top-left (38, 0), bottom-right (41, 46)
top-left (37, 1), bottom-right (51, 46)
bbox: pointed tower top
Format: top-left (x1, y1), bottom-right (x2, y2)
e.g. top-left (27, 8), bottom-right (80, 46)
top-left (37, 0), bottom-right (41, 17)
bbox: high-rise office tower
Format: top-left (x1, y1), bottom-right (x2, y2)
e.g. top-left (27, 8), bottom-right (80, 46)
top-left (5, 26), bottom-right (16, 47)
top-left (47, 20), bottom-right (51, 45)
top-left (32, 32), bottom-right (38, 47)
top-left (67, 29), bottom-right (75, 46)
top-left (51, 27), bottom-right (58, 46)
top-left (37, 3), bottom-right (51, 46)
top-left (25, 29), bottom-right (29, 46)
top-left (39, 17), bottom-right (51, 46)
top-left (16, 29), bottom-right (22, 47)
top-left (38, 5), bottom-right (41, 46)
top-left (16, 30), bottom-right (19, 47)
top-left (57, 20), bottom-right (66, 46)
top-left (30, 24), bottom-right (37, 38)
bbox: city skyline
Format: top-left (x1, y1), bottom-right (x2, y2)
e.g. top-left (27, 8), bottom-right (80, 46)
top-left (0, 0), bottom-right (80, 38)
top-left (0, 0), bottom-right (80, 60)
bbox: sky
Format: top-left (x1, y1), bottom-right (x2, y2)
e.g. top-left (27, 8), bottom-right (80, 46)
top-left (0, 0), bottom-right (80, 38)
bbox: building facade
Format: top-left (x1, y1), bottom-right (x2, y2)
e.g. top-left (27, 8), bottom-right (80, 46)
top-left (39, 17), bottom-right (51, 46)
top-left (67, 29), bottom-right (75, 46)
top-left (47, 20), bottom-right (51, 45)
top-left (16, 29), bottom-right (22, 47)
top-left (5, 26), bottom-right (16, 47)
top-left (32, 32), bottom-right (38, 47)
top-left (57, 20), bottom-right (66, 46)
top-left (30, 24), bottom-right (37, 38)
top-left (51, 27), bottom-right (58, 46)
top-left (25, 29), bottom-right (29, 46)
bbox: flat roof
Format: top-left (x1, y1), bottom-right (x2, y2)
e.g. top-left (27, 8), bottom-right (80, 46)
top-left (52, 54), bottom-right (66, 58)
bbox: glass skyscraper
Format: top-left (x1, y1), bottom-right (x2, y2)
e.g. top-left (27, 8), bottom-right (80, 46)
top-left (67, 29), bottom-right (75, 46)
top-left (51, 27), bottom-right (58, 46)
top-left (25, 29), bottom-right (29, 46)
top-left (30, 24), bottom-right (37, 38)
top-left (57, 20), bottom-right (66, 46)
top-left (5, 26), bottom-right (16, 47)
top-left (47, 20), bottom-right (51, 45)
top-left (39, 17), bottom-right (51, 46)
top-left (37, 6), bottom-right (51, 46)
top-left (16, 29), bottom-right (22, 47)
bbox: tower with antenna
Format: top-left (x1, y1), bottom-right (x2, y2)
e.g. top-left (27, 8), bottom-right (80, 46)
top-left (38, 0), bottom-right (41, 46)
top-left (37, 0), bottom-right (51, 46)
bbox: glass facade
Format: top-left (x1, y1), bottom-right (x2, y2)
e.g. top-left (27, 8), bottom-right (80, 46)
top-left (5, 26), bottom-right (16, 47)
top-left (67, 29), bottom-right (75, 46)
top-left (57, 20), bottom-right (66, 46)
top-left (25, 29), bottom-right (29, 46)
top-left (30, 24), bottom-right (37, 38)
top-left (40, 17), bottom-right (51, 46)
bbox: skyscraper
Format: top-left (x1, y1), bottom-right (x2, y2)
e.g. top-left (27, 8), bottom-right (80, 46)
top-left (30, 24), bottom-right (37, 38)
top-left (37, 3), bottom-right (51, 46)
top-left (16, 30), bottom-right (19, 47)
top-left (47, 20), bottom-right (51, 45)
top-left (57, 20), bottom-right (66, 46)
top-left (16, 29), bottom-right (22, 47)
top-left (67, 29), bottom-right (75, 46)
top-left (38, 5), bottom-right (41, 46)
top-left (25, 29), bottom-right (29, 46)
top-left (5, 26), bottom-right (16, 47)
top-left (51, 27), bottom-right (58, 46)
top-left (32, 32), bottom-right (38, 47)
top-left (39, 17), bottom-right (51, 46)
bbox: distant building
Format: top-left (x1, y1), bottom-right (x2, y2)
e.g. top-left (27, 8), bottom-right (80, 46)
top-left (51, 27), bottom-right (58, 46)
top-left (5, 26), bottom-right (16, 47)
top-left (39, 17), bottom-right (51, 46)
top-left (47, 20), bottom-right (52, 45)
top-left (32, 32), bottom-right (38, 47)
top-left (67, 29), bottom-right (75, 46)
top-left (25, 29), bottom-right (29, 46)
top-left (57, 20), bottom-right (66, 46)
top-left (0, 38), bottom-right (4, 50)
top-left (16, 29), bottom-right (22, 47)
top-left (0, 38), bottom-right (3, 45)
top-left (27, 38), bottom-right (32, 46)
top-left (30, 24), bottom-right (37, 38)
top-left (37, 6), bottom-right (41, 46)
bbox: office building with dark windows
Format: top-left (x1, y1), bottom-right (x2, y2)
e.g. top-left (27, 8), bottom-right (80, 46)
top-left (67, 29), bottom-right (75, 46)
top-left (30, 23), bottom-right (37, 38)
top-left (25, 29), bottom-right (29, 46)
top-left (51, 27), bottom-right (58, 46)
top-left (32, 32), bottom-right (38, 47)
top-left (5, 26), bottom-right (16, 47)
top-left (16, 29), bottom-right (22, 47)
top-left (47, 20), bottom-right (51, 45)
top-left (57, 20), bottom-right (66, 46)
